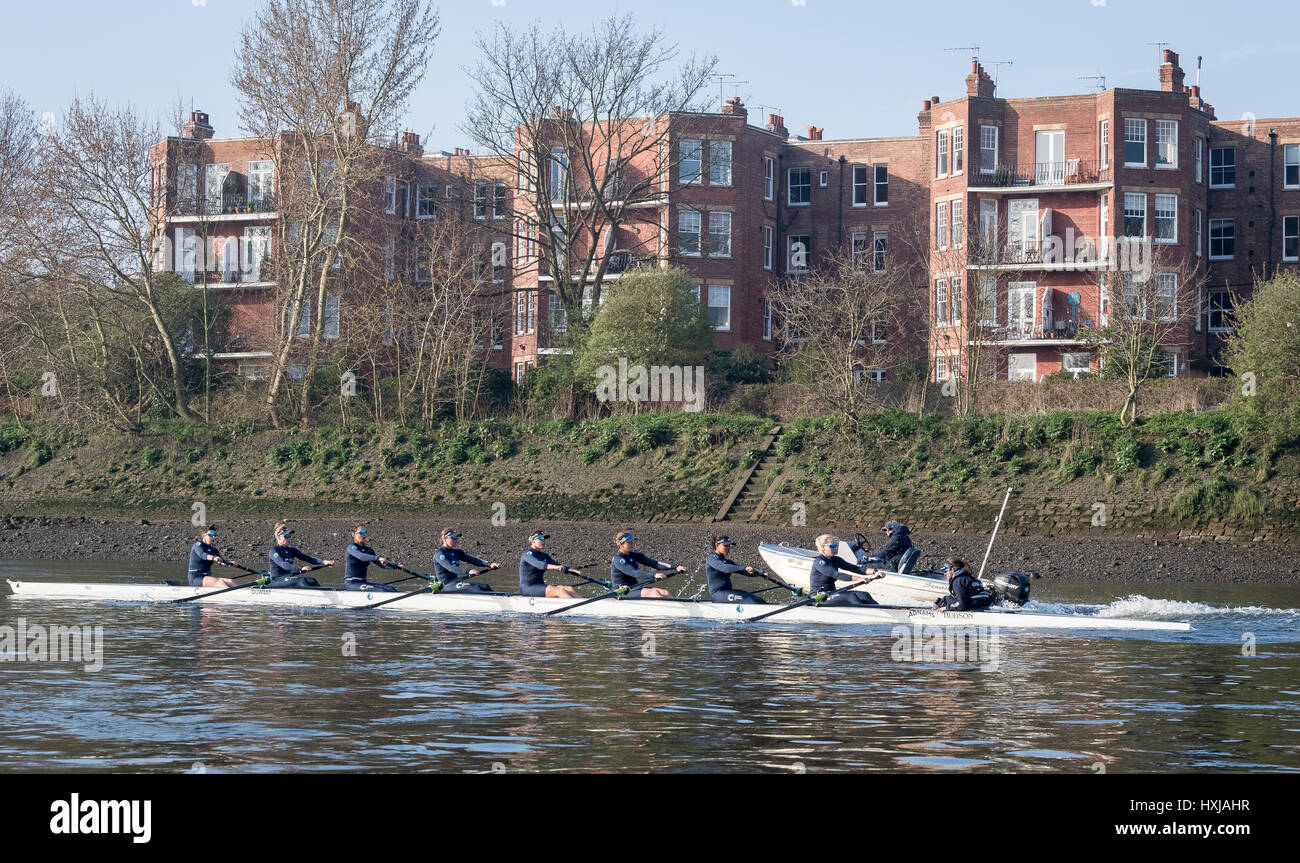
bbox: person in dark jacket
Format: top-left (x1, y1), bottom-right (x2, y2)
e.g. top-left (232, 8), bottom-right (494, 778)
top-left (187, 525), bottom-right (235, 588)
top-left (810, 534), bottom-right (882, 607)
top-left (868, 521), bottom-right (913, 571)
top-left (704, 535), bottom-right (765, 604)
top-left (344, 525), bottom-right (398, 592)
top-left (518, 531), bottom-right (581, 598)
top-left (267, 523), bottom-right (332, 588)
top-left (609, 532), bottom-right (685, 599)
top-left (433, 528), bottom-right (499, 592)
top-left (935, 558), bottom-right (992, 612)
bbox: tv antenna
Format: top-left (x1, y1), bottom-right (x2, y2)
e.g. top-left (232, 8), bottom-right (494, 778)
top-left (946, 45), bottom-right (982, 63)
top-left (1079, 73), bottom-right (1106, 91)
top-left (710, 73), bottom-right (749, 109)
top-left (984, 59), bottom-right (1014, 85)
top-left (1147, 41), bottom-right (1170, 55)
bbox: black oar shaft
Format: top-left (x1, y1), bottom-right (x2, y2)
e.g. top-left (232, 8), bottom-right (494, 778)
top-left (744, 576), bottom-right (880, 623)
top-left (542, 571), bottom-right (679, 617)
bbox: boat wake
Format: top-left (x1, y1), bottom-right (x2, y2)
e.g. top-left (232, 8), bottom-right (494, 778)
top-left (1024, 594), bottom-right (1300, 620)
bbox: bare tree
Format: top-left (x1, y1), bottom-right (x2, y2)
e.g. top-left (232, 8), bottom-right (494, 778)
top-left (463, 14), bottom-right (717, 338)
top-left (231, 0), bottom-right (440, 426)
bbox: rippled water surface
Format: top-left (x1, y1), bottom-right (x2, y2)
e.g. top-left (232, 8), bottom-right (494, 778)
top-left (2, 560), bottom-right (1298, 773)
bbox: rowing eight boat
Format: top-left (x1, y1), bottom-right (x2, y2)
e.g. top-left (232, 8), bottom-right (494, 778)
top-left (5, 579), bottom-right (1192, 632)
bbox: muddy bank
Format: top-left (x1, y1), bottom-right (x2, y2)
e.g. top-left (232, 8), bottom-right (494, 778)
top-left (1, 515), bottom-right (1297, 585)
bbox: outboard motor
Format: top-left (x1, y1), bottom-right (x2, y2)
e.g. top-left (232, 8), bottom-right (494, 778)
top-left (990, 572), bottom-right (1031, 606)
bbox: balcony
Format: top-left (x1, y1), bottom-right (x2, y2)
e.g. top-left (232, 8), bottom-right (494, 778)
top-left (968, 239), bottom-right (1110, 271)
top-left (968, 160), bottom-right (1112, 193)
top-left (170, 194), bottom-right (277, 222)
top-left (177, 269), bottom-right (274, 289)
top-left (604, 250), bottom-right (661, 274)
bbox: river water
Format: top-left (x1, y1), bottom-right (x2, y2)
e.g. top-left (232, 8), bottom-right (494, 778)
top-left (1, 559), bottom-right (1297, 773)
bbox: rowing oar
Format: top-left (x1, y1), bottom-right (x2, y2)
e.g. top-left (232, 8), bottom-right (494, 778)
top-left (743, 574), bottom-right (884, 624)
top-left (168, 562), bottom-right (332, 604)
top-left (754, 570), bottom-right (805, 597)
top-left (565, 567), bottom-right (611, 589)
top-left (363, 568), bottom-right (489, 610)
top-left (381, 563), bottom-right (434, 587)
top-left (542, 570), bottom-right (680, 618)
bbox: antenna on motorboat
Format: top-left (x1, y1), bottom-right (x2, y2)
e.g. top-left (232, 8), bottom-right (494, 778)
top-left (977, 487), bottom-right (1014, 582)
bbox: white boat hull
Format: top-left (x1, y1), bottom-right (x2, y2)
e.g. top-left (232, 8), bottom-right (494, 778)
top-left (5, 579), bottom-right (1191, 631)
top-left (758, 542), bottom-right (950, 606)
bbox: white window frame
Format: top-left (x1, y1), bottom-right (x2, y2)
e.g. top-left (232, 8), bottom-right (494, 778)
top-left (762, 225), bottom-right (773, 270)
top-left (1155, 272), bottom-right (1177, 322)
top-left (1285, 144), bottom-right (1300, 189)
top-left (1124, 118), bottom-right (1147, 167)
top-left (979, 125), bottom-right (998, 174)
top-left (936, 201), bottom-right (948, 250)
top-left (1155, 120), bottom-right (1178, 168)
top-left (549, 146), bottom-right (569, 198)
top-left (852, 165), bottom-right (869, 206)
top-left (788, 167), bottom-right (811, 206)
top-left (473, 181), bottom-right (487, 220)
top-left (952, 126), bottom-right (964, 174)
top-left (872, 230), bottom-right (887, 274)
top-left (1195, 137), bottom-right (1203, 183)
top-left (851, 231), bottom-right (869, 272)
top-left (709, 140), bottom-right (732, 187)
top-left (680, 139), bottom-right (703, 185)
top-left (1154, 193), bottom-right (1177, 244)
top-left (707, 211), bottom-right (732, 258)
top-left (1099, 120), bottom-right (1109, 169)
top-left (762, 299), bottom-right (772, 341)
top-left (977, 274), bottom-right (997, 327)
top-left (788, 235), bottom-right (810, 272)
top-left (323, 296), bottom-right (341, 340)
top-left (493, 182), bottom-right (507, 219)
top-left (707, 285), bottom-right (731, 331)
top-left (1283, 214), bottom-right (1299, 261)
top-left (951, 199), bottom-right (964, 248)
top-left (1210, 147), bottom-right (1235, 188)
top-left (818, 170), bottom-right (829, 188)
top-left (416, 183), bottom-right (436, 219)
top-left (1209, 218), bottom-right (1234, 260)
top-left (384, 175), bottom-right (397, 214)
top-left (1123, 192), bottom-right (1146, 238)
top-left (935, 278), bottom-right (949, 326)
top-left (763, 157), bottom-right (774, 200)
top-left (1208, 290), bottom-right (1233, 332)
top-left (677, 210), bottom-right (702, 257)
top-left (1195, 209), bottom-right (1203, 257)
top-left (874, 164), bottom-right (889, 206)
top-left (936, 129), bottom-right (949, 178)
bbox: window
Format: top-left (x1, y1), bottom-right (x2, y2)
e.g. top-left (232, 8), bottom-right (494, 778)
top-left (323, 296), bottom-right (340, 340)
top-left (677, 210), bottom-right (701, 256)
top-left (1195, 137), bottom-right (1203, 183)
top-left (977, 275), bottom-right (997, 326)
top-left (205, 163), bottom-right (229, 213)
top-left (249, 161), bottom-right (274, 206)
top-left (1210, 147), bottom-right (1235, 187)
top-left (1209, 218), bottom-right (1234, 259)
top-left (1124, 193), bottom-right (1146, 238)
top-left (788, 235), bottom-right (810, 272)
top-left (549, 292), bottom-right (567, 335)
top-left (1154, 194), bottom-right (1177, 243)
top-left (1120, 274), bottom-right (1144, 320)
top-left (936, 129), bottom-right (949, 177)
top-left (445, 184), bottom-right (453, 198)
top-left (416, 183), bottom-right (436, 218)
top-left (788, 167), bottom-right (811, 205)
top-left (979, 126), bottom-right (998, 173)
top-left (762, 225), bottom-right (773, 269)
top-left (382, 175), bottom-right (397, 214)
top-left (763, 158), bottom-right (774, 200)
top-left (852, 165), bottom-right (869, 205)
top-left (243, 226), bottom-right (270, 280)
top-left (762, 299), bottom-right (772, 341)
top-left (1099, 193), bottom-right (1109, 258)
top-left (1099, 120), bottom-right (1109, 169)
top-left (1167, 352), bottom-right (1179, 378)
top-left (515, 290), bottom-right (536, 335)
top-left (936, 202), bottom-right (948, 250)
top-left (474, 181), bottom-right (487, 219)
top-left (851, 232), bottom-right (869, 271)
top-left (295, 298), bottom-right (311, 338)
top-left (874, 164), bottom-right (889, 205)
top-left (493, 182), bottom-right (507, 219)
top-left (707, 285), bottom-right (731, 330)
top-left (680, 139), bottom-right (703, 185)
top-left (1124, 118), bottom-right (1146, 166)
top-left (1063, 353), bottom-right (1091, 374)
top-left (1156, 120), bottom-right (1178, 168)
top-left (707, 212), bottom-right (731, 257)
top-left (549, 147), bottom-right (568, 197)
top-left (176, 163), bottom-right (198, 211)
top-left (818, 170), bottom-right (829, 187)
top-left (873, 231), bottom-right (887, 273)
top-left (1195, 210), bottom-right (1203, 257)
top-left (952, 199), bottom-right (964, 247)
top-left (1284, 215), bottom-right (1299, 261)
top-left (1208, 290), bottom-right (1234, 331)
top-left (491, 242), bottom-right (506, 283)
top-left (935, 279), bottom-right (949, 326)
top-left (979, 199), bottom-right (997, 260)
top-left (953, 127), bottom-right (964, 173)
top-left (1286, 144), bottom-right (1300, 188)
top-left (1155, 273), bottom-right (1177, 321)
top-left (935, 355), bottom-right (948, 383)
top-left (950, 277), bottom-right (962, 326)
top-left (709, 141), bottom-right (732, 186)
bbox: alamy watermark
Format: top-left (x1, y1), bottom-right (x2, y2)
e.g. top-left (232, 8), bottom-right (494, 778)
top-left (595, 357), bottom-right (705, 412)
top-left (891, 624), bottom-right (1001, 672)
top-left (0, 617), bottom-right (103, 672)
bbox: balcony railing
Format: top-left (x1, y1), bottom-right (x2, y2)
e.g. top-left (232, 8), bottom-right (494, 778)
top-left (179, 268), bottom-right (269, 285)
top-left (174, 194), bottom-right (276, 217)
top-left (604, 251), bottom-right (660, 274)
top-left (971, 159), bottom-right (1112, 188)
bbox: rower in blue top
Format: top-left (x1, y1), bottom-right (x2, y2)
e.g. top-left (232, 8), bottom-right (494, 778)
top-left (935, 557), bottom-right (993, 612)
top-left (433, 528), bottom-right (499, 592)
top-left (704, 535), bottom-right (765, 604)
top-left (809, 533), bottom-right (882, 607)
top-left (518, 531), bottom-right (581, 598)
top-left (344, 524), bottom-right (398, 592)
top-left (610, 531), bottom-right (685, 599)
top-left (187, 525), bottom-right (235, 588)
top-left (267, 522), bottom-right (333, 588)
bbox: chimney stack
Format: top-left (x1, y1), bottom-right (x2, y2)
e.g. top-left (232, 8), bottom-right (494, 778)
top-left (399, 131), bottom-right (423, 158)
top-left (966, 61), bottom-right (996, 98)
top-left (765, 114), bottom-right (788, 138)
top-left (923, 99), bottom-right (932, 111)
top-left (722, 97), bottom-right (747, 118)
top-left (807, 126), bottom-right (823, 141)
top-left (1159, 49), bottom-right (1185, 92)
top-left (183, 111), bottom-right (214, 140)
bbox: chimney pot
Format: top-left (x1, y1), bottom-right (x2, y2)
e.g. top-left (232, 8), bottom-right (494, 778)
top-left (923, 100), bottom-right (932, 111)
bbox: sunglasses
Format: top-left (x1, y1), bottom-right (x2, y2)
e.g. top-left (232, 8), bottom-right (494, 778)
top-left (827, 542), bottom-right (839, 550)
top-left (445, 533), bottom-right (461, 540)
top-left (620, 535), bottom-right (636, 542)
top-left (355, 529), bottom-right (367, 535)
top-left (278, 530), bottom-right (294, 539)
top-left (532, 534), bottom-right (549, 541)
top-left (204, 532), bottom-right (217, 538)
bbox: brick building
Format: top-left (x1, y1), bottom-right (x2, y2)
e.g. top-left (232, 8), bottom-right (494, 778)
top-left (152, 48), bottom-right (1298, 386)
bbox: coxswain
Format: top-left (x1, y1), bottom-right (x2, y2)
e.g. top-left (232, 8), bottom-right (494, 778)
top-left (518, 531), bottom-right (581, 598)
top-left (433, 528), bottom-right (499, 592)
top-left (187, 525), bottom-right (235, 588)
top-left (704, 535), bottom-right (766, 604)
top-left (610, 532), bottom-right (685, 599)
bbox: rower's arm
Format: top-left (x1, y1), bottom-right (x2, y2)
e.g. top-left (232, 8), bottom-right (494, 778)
top-left (349, 546), bottom-right (382, 565)
top-left (296, 550), bottom-right (327, 567)
top-left (635, 552), bottom-right (675, 571)
top-left (436, 550), bottom-right (470, 576)
top-left (611, 556), bottom-right (644, 580)
top-left (833, 558), bottom-right (868, 576)
top-left (712, 558), bottom-right (749, 575)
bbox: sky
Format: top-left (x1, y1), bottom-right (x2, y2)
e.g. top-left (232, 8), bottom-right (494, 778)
top-left (2, 0), bottom-right (1297, 151)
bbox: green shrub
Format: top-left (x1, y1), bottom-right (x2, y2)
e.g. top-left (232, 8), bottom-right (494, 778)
top-left (1113, 437), bottom-right (1141, 473)
top-left (142, 445), bottom-right (164, 467)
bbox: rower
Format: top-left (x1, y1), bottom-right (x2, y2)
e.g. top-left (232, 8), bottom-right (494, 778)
top-left (267, 523), bottom-right (333, 588)
top-left (810, 534), bottom-right (880, 607)
top-left (518, 531), bottom-right (581, 599)
top-left (433, 528), bottom-right (499, 592)
top-left (935, 558), bottom-right (993, 612)
top-left (610, 531), bottom-right (685, 599)
top-left (344, 525), bottom-right (398, 592)
top-left (187, 525), bottom-right (235, 588)
top-left (704, 535), bottom-right (765, 604)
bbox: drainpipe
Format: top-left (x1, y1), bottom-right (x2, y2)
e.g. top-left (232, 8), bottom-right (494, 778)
top-left (777, 152), bottom-right (785, 276)
top-left (1268, 128), bottom-right (1277, 280)
top-left (837, 155), bottom-right (846, 249)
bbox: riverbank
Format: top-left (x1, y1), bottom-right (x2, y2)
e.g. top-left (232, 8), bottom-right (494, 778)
top-left (2, 516), bottom-right (1297, 585)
